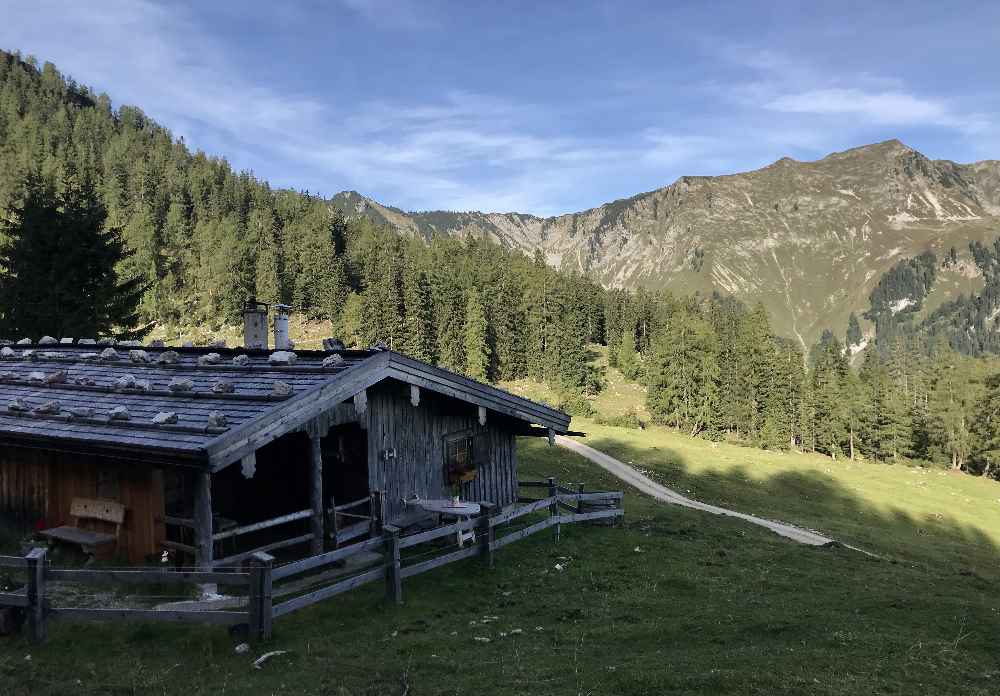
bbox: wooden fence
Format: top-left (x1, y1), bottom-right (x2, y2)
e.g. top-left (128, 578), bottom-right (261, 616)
top-left (0, 479), bottom-right (622, 644)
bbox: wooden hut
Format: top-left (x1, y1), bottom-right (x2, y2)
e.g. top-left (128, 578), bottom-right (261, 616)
top-left (0, 341), bottom-right (570, 567)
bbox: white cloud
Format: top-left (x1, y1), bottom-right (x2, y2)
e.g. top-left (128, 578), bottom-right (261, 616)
top-left (766, 88), bottom-right (948, 125)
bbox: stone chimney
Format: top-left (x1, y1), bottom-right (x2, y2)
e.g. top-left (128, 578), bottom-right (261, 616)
top-left (272, 304), bottom-right (292, 350)
top-left (243, 298), bottom-right (269, 350)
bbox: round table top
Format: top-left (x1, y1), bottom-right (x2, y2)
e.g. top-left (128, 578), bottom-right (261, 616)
top-left (414, 499), bottom-right (481, 516)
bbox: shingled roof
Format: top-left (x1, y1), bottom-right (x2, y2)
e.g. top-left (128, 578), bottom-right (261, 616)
top-left (0, 342), bottom-right (570, 470)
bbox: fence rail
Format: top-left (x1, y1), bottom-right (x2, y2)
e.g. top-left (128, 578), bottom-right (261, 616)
top-left (1, 478), bottom-right (622, 645)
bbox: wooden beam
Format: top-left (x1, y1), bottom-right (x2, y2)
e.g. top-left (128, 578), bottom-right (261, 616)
top-left (353, 389), bottom-right (368, 417)
top-left (478, 406), bottom-right (487, 426)
top-left (308, 429), bottom-right (324, 555)
top-left (240, 451), bottom-right (256, 478)
top-left (547, 428), bottom-right (555, 447)
top-left (211, 509), bottom-right (312, 541)
top-left (193, 471), bottom-right (213, 571)
top-left (410, 384), bottom-right (420, 407)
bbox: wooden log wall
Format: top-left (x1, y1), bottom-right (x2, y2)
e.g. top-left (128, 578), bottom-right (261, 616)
top-left (0, 445), bottom-right (164, 563)
top-left (365, 382), bottom-right (518, 522)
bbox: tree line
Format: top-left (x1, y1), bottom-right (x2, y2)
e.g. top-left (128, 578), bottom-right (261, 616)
top-left (607, 288), bottom-right (1000, 477)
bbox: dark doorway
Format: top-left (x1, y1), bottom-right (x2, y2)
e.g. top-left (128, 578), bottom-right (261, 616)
top-left (322, 423), bottom-right (369, 508)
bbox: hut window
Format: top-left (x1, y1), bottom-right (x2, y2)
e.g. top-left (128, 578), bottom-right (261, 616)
top-left (96, 469), bottom-right (121, 500)
top-left (444, 434), bottom-right (477, 486)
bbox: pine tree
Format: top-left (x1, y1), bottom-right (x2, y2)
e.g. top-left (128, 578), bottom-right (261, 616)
top-left (463, 287), bottom-right (490, 381)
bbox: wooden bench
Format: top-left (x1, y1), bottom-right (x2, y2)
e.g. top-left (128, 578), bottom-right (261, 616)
top-left (39, 498), bottom-right (126, 559)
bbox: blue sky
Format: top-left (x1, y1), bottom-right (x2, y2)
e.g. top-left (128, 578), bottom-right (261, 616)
top-left (3, 1), bottom-right (998, 215)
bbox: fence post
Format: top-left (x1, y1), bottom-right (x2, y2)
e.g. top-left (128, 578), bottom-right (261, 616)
top-left (576, 483), bottom-right (585, 514)
top-left (383, 525), bottom-right (402, 605)
top-left (478, 502), bottom-right (496, 569)
top-left (547, 477), bottom-right (560, 542)
top-left (248, 552), bottom-right (274, 642)
top-left (25, 547), bottom-right (47, 644)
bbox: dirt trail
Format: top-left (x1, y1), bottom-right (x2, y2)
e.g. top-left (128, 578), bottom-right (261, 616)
top-left (555, 435), bottom-right (836, 546)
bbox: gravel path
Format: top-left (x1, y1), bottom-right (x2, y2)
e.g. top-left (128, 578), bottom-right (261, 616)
top-left (556, 435), bottom-right (836, 547)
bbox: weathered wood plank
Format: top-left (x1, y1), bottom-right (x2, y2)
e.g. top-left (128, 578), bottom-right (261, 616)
top-left (491, 516), bottom-right (556, 550)
top-left (0, 555), bottom-right (28, 568)
top-left (308, 432), bottom-right (324, 555)
top-left (399, 544), bottom-right (479, 578)
top-left (558, 509), bottom-right (624, 524)
top-left (45, 568), bottom-right (250, 585)
top-left (193, 470), bottom-right (213, 570)
top-left (0, 590), bottom-right (28, 607)
top-left (397, 517), bottom-right (479, 549)
top-left (490, 496), bottom-right (556, 526)
top-left (272, 536), bottom-right (385, 581)
top-left (49, 607), bottom-right (248, 625)
top-left (162, 540), bottom-right (197, 555)
top-left (271, 565), bottom-right (386, 618)
top-left (211, 509), bottom-right (312, 541)
top-left (334, 521), bottom-right (370, 544)
top-left (214, 533), bottom-right (314, 568)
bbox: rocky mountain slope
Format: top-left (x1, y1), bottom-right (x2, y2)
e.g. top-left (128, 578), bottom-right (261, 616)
top-left (333, 141), bottom-right (1000, 349)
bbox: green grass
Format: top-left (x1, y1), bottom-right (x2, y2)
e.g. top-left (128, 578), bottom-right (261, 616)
top-left (3, 436), bottom-right (999, 695)
top-left (573, 419), bottom-right (1000, 578)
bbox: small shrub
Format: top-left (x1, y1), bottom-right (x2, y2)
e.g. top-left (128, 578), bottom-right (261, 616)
top-left (556, 392), bottom-right (595, 417)
top-left (595, 409), bottom-right (645, 429)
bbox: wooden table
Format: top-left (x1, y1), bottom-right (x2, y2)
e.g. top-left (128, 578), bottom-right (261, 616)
top-left (413, 500), bottom-right (481, 547)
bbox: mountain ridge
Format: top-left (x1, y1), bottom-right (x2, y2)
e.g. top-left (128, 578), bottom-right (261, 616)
top-left (333, 140), bottom-right (1000, 349)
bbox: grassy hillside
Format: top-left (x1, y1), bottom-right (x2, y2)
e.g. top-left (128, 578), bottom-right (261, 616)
top-left (3, 436), bottom-right (999, 695)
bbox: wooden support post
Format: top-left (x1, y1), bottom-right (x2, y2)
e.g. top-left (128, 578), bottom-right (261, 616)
top-left (248, 552), bottom-right (274, 641)
top-left (478, 406), bottom-right (487, 426)
top-left (409, 384), bottom-right (420, 407)
top-left (369, 490), bottom-right (384, 537)
top-left (353, 389), bottom-right (368, 427)
top-left (547, 428), bottom-right (555, 447)
top-left (383, 525), bottom-right (402, 605)
top-left (193, 470), bottom-right (214, 571)
top-left (308, 432), bottom-right (324, 556)
top-left (328, 494), bottom-right (340, 549)
top-left (577, 483), bottom-right (585, 514)
top-left (25, 547), bottom-right (47, 644)
top-left (547, 477), bottom-right (560, 542)
top-left (478, 502), bottom-right (496, 569)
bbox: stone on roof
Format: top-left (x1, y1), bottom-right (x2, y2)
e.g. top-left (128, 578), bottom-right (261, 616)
top-left (269, 351), bottom-right (297, 365)
top-left (153, 411), bottom-right (178, 425)
top-left (198, 352), bottom-right (222, 366)
top-left (38, 336), bottom-right (58, 345)
top-left (129, 350), bottom-right (151, 363)
top-left (157, 351), bottom-right (179, 365)
top-left (168, 377), bottom-right (194, 393)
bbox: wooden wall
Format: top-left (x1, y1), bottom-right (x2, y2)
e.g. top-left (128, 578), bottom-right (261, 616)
top-left (0, 446), bottom-right (165, 563)
top-left (366, 382), bottom-right (519, 522)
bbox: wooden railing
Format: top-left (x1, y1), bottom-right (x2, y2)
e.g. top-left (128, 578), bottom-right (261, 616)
top-left (327, 492), bottom-right (381, 548)
top-left (1, 479), bottom-right (623, 644)
top-left (0, 550), bottom-right (256, 644)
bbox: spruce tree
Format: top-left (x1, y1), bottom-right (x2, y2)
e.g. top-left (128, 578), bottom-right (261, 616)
top-left (0, 172), bottom-right (147, 339)
top-left (463, 287), bottom-right (490, 381)
top-left (401, 260), bottom-right (436, 363)
top-left (846, 312), bottom-right (862, 347)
